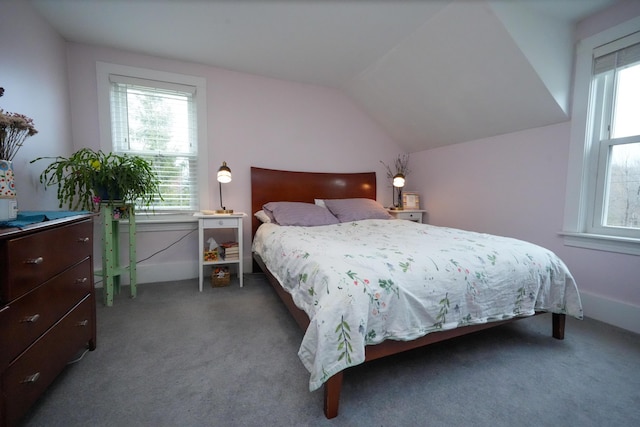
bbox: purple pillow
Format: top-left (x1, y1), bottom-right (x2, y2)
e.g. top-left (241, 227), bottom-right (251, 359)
top-left (262, 202), bottom-right (339, 226)
top-left (323, 198), bottom-right (393, 222)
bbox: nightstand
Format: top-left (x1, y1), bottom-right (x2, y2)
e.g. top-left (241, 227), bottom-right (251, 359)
top-left (194, 212), bottom-right (246, 291)
top-left (387, 209), bottom-right (427, 223)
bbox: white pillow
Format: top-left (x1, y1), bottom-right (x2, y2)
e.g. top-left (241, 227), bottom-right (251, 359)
top-left (254, 210), bottom-right (271, 223)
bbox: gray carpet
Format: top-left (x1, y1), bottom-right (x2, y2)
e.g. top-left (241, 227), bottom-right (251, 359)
top-left (21, 274), bottom-right (640, 427)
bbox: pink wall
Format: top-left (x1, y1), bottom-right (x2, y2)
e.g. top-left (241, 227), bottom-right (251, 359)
top-left (411, 122), bottom-right (640, 309)
top-left (3, 1), bottom-right (403, 280)
top-left (64, 42), bottom-right (403, 272)
top-left (408, 0), bottom-right (640, 328)
top-left (8, 1), bottom-right (636, 317)
top-left (65, 43), bottom-right (403, 210)
top-left (0, 1), bottom-right (73, 211)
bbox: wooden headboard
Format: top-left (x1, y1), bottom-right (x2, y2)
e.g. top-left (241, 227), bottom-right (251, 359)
top-left (250, 167), bottom-right (377, 237)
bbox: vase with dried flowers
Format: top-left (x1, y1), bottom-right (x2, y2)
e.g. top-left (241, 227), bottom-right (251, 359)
top-left (0, 87), bottom-right (38, 221)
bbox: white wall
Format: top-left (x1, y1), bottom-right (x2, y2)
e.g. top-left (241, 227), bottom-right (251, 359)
top-left (0, 1), bottom-right (73, 211)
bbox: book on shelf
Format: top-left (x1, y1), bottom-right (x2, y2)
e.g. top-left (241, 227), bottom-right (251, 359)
top-left (219, 242), bottom-right (239, 260)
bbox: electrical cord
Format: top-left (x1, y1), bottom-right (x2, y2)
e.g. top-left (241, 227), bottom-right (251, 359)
top-left (136, 228), bottom-right (197, 263)
top-left (94, 228), bottom-right (197, 285)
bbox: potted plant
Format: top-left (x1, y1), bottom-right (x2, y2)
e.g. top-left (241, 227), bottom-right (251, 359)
top-left (32, 148), bottom-right (162, 211)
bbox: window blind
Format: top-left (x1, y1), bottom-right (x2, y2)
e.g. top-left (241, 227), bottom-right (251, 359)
top-left (593, 32), bottom-right (640, 74)
top-left (109, 78), bottom-right (198, 210)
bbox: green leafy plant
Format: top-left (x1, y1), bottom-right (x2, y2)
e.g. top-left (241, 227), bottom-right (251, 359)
top-left (31, 148), bottom-right (162, 211)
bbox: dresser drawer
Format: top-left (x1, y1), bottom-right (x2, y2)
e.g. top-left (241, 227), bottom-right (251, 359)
top-left (0, 258), bottom-right (92, 370)
top-left (2, 294), bottom-right (93, 427)
top-left (1, 219), bottom-right (92, 302)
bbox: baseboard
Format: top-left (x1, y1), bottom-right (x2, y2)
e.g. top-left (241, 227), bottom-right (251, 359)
top-left (93, 256), bottom-right (253, 287)
top-left (94, 260), bottom-right (199, 287)
top-left (580, 290), bottom-right (640, 334)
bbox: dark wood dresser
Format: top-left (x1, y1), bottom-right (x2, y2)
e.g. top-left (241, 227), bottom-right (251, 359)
top-left (0, 213), bottom-right (96, 427)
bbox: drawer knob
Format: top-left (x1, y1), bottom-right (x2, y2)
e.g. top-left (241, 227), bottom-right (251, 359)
top-left (21, 372), bottom-right (41, 384)
top-left (25, 256), bottom-right (44, 265)
top-left (75, 277), bottom-right (88, 284)
top-left (78, 237), bottom-right (90, 243)
top-left (20, 314), bottom-right (41, 323)
top-left (77, 319), bottom-right (89, 327)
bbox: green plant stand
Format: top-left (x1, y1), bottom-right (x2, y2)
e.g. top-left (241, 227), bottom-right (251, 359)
top-left (100, 202), bottom-right (136, 306)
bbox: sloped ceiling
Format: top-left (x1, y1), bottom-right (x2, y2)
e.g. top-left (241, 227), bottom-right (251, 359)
top-left (30, 0), bottom-right (617, 152)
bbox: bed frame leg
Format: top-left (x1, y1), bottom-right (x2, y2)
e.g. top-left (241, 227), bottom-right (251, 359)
top-left (552, 313), bottom-right (565, 340)
top-left (323, 371), bottom-right (344, 419)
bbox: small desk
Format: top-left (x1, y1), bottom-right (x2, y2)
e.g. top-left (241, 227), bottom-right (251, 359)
top-left (100, 203), bottom-right (136, 306)
top-left (387, 209), bottom-right (427, 223)
top-left (194, 212), bottom-right (246, 291)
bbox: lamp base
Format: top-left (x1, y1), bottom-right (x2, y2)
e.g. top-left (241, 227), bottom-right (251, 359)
top-left (388, 206), bottom-right (404, 211)
top-left (215, 209), bottom-right (234, 214)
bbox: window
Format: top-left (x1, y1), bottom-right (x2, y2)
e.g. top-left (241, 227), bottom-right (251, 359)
top-left (97, 63), bottom-right (208, 213)
top-left (563, 18), bottom-right (640, 255)
top-left (588, 34), bottom-right (640, 238)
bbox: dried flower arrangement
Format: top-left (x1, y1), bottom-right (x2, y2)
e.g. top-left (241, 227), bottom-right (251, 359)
top-left (380, 153), bottom-right (410, 180)
top-left (0, 87), bottom-right (38, 161)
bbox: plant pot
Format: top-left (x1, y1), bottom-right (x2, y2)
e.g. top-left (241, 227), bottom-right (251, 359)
top-left (94, 184), bottom-right (123, 202)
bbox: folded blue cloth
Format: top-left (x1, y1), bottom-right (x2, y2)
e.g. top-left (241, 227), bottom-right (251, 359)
top-left (0, 211), bottom-right (90, 228)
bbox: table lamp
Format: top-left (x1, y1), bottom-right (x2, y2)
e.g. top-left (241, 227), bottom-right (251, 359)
top-left (391, 173), bottom-right (405, 210)
top-left (215, 161), bottom-right (233, 213)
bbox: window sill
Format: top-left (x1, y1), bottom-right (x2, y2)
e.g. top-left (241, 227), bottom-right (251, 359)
top-left (560, 231), bottom-right (640, 256)
top-left (120, 212), bottom-right (198, 232)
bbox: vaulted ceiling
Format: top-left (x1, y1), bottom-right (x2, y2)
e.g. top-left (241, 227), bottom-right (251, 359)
top-left (31, 0), bottom-right (618, 152)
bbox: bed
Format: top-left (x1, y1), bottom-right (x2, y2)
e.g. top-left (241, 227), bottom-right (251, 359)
top-left (250, 166), bottom-right (583, 418)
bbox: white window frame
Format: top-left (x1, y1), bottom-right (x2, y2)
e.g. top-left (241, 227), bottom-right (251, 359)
top-left (562, 17), bottom-right (640, 256)
top-left (96, 62), bottom-right (209, 217)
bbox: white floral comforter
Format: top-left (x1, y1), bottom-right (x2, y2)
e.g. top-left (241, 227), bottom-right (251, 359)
top-left (252, 219), bottom-right (583, 391)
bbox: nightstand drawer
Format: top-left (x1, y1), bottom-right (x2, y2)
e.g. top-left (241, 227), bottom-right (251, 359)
top-left (395, 212), bottom-right (421, 221)
top-left (388, 210), bottom-right (425, 223)
top-left (202, 218), bottom-right (238, 228)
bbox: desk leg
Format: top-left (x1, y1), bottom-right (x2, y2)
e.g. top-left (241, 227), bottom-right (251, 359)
top-left (128, 205), bottom-right (137, 298)
top-left (102, 206), bottom-right (115, 307)
top-left (198, 218), bottom-right (204, 292)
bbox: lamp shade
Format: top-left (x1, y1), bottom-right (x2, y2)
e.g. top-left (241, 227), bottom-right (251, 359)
top-left (217, 161), bottom-right (232, 183)
top-left (392, 173), bottom-right (405, 188)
